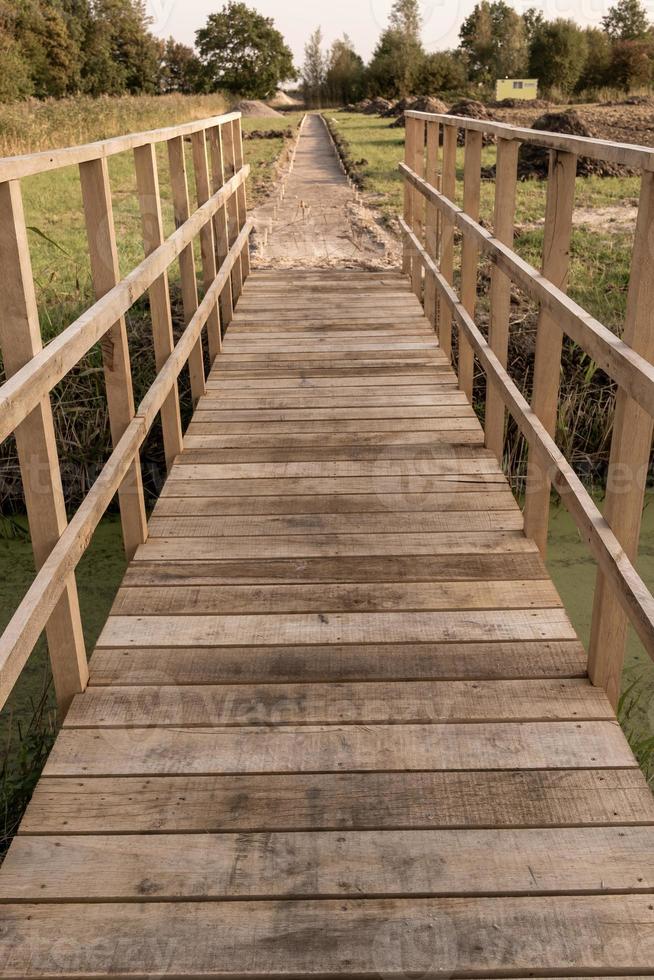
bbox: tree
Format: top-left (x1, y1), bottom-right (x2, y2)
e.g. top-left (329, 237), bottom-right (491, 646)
top-left (0, 1), bottom-right (33, 100)
top-left (11, 0), bottom-right (81, 97)
top-left (523, 7), bottom-right (544, 44)
top-left (610, 38), bottom-right (654, 88)
top-left (325, 35), bottom-right (364, 105)
top-left (386, 0), bottom-right (423, 96)
top-left (302, 27), bottom-right (326, 107)
top-left (81, 0), bottom-right (161, 96)
top-left (602, 0), bottom-right (650, 40)
top-left (160, 38), bottom-right (202, 94)
top-left (417, 50), bottom-right (467, 93)
top-left (196, 1), bottom-right (296, 100)
top-left (576, 27), bottom-right (613, 92)
top-left (529, 18), bottom-right (588, 96)
top-left (459, 1), bottom-right (528, 86)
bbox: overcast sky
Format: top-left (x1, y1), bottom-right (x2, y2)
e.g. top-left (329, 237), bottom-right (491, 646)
top-left (147, 0), bottom-right (637, 63)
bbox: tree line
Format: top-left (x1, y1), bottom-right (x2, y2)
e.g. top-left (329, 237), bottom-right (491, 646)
top-left (0, 0), bottom-right (295, 102)
top-left (2, 0), bottom-right (653, 105)
top-left (302, 0), bottom-right (654, 105)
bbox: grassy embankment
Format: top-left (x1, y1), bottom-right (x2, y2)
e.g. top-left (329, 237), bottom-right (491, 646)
top-left (327, 111), bottom-right (654, 777)
top-left (0, 95), bottom-right (303, 852)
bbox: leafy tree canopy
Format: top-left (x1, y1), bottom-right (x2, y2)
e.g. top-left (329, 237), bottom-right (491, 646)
top-left (529, 18), bottom-right (589, 96)
top-left (602, 0), bottom-right (651, 40)
top-left (459, 0), bottom-right (528, 84)
top-left (196, 1), bottom-right (297, 100)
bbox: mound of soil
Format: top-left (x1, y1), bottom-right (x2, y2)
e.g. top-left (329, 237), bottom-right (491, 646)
top-left (243, 128), bottom-right (293, 141)
top-left (604, 94), bottom-right (654, 107)
top-left (234, 99), bottom-right (283, 118)
top-left (446, 99), bottom-right (497, 145)
top-left (489, 98), bottom-right (550, 110)
top-left (363, 97), bottom-right (394, 115)
top-left (390, 96), bottom-right (449, 127)
top-left (517, 110), bottom-right (633, 178)
top-left (268, 90), bottom-right (302, 108)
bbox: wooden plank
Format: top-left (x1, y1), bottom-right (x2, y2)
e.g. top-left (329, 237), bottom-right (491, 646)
top-left (458, 129), bottom-right (482, 400)
top-left (64, 679), bottom-right (609, 729)
top-left (167, 134), bottom-right (205, 404)
top-left (0, 179), bottom-right (87, 712)
top-left (485, 136), bottom-right (519, 460)
top-left (3, 825), bottom-right (651, 902)
top-left (221, 119), bottom-right (243, 299)
top-left (152, 491), bottom-right (518, 517)
top-left (88, 640), bottom-right (589, 687)
top-left (78, 157), bottom-right (148, 561)
top-left (22, 768), bottom-right (653, 833)
top-left (232, 117), bottom-right (250, 282)
top-left (588, 169), bottom-right (654, 708)
top-left (191, 129), bottom-right (222, 361)
top-left (160, 475), bottom-right (509, 498)
top-left (167, 458), bottom-right (501, 480)
top-left (121, 551), bottom-right (540, 586)
top-left (146, 512), bottom-right (523, 538)
top-left (402, 115), bottom-right (415, 275)
top-left (2, 895), bottom-right (654, 976)
top-left (44, 720), bottom-right (633, 776)
top-left (187, 417), bottom-right (479, 435)
top-left (437, 122), bottom-right (457, 358)
top-left (206, 123), bottom-right (234, 328)
top-left (133, 142), bottom-right (184, 472)
top-left (410, 116), bottom-right (425, 298)
top-left (90, 632), bottom-right (585, 688)
top-left (98, 609), bottom-right (574, 648)
top-left (133, 532), bottom-right (536, 562)
top-left (182, 430), bottom-right (484, 451)
top-left (523, 149), bottom-right (577, 554)
top-left (110, 579), bottom-right (559, 616)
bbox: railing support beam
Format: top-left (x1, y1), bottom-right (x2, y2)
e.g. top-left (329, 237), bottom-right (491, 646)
top-left (523, 149), bottom-right (577, 556)
top-left (588, 169), bottom-right (654, 709)
top-left (458, 129), bottom-right (483, 401)
top-left (0, 179), bottom-right (88, 714)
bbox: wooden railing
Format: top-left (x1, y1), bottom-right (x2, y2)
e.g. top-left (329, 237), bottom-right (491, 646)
top-left (401, 110), bottom-right (654, 709)
top-left (0, 112), bottom-right (253, 714)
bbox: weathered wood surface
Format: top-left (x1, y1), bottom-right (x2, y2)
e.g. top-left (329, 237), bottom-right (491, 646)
top-left (2, 270), bottom-right (653, 979)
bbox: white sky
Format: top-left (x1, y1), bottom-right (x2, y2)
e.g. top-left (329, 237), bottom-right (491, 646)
top-left (146, 0), bottom-right (640, 64)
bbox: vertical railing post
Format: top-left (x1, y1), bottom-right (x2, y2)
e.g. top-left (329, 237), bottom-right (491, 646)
top-left (523, 149), bottom-right (577, 554)
top-left (423, 120), bottom-right (440, 333)
top-left (167, 135), bottom-right (205, 406)
top-left (484, 136), bottom-right (519, 461)
top-left (191, 130), bottom-right (222, 364)
top-left (79, 158), bottom-right (148, 561)
top-left (458, 129), bottom-right (483, 401)
top-left (206, 124), bottom-right (235, 330)
top-left (133, 143), bottom-right (184, 474)
top-left (0, 179), bottom-right (88, 714)
top-left (409, 117), bottom-right (426, 300)
top-left (402, 117), bottom-right (416, 277)
top-left (437, 123), bottom-right (458, 361)
top-left (232, 117), bottom-right (251, 284)
top-left (588, 168), bottom-right (654, 709)
top-left (221, 121), bottom-right (244, 302)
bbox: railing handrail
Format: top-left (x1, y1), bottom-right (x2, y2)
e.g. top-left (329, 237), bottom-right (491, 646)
top-left (400, 112), bottom-right (654, 710)
top-left (0, 110), bottom-right (242, 182)
top-left (405, 109), bottom-right (654, 171)
top-left (0, 111), bottom-right (253, 715)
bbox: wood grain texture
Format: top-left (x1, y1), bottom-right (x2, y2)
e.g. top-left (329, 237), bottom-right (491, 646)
top-left (2, 265), bottom-right (651, 980)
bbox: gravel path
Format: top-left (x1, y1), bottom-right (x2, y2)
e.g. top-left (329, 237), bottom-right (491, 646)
top-left (252, 113), bottom-right (399, 269)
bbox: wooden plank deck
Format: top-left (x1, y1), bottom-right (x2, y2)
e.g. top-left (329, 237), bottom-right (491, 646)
top-left (1, 269), bottom-right (654, 977)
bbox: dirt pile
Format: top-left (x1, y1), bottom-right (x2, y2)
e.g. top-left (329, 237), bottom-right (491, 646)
top-left (446, 100), bottom-right (497, 144)
top-left (390, 96), bottom-right (449, 127)
top-left (243, 128), bottom-right (293, 141)
top-left (268, 90), bottom-right (302, 108)
top-left (489, 98), bottom-right (550, 110)
top-left (364, 97), bottom-right (394, 115)
top-left (517, 110), bottom-right (634, 178)
top-left (234, 99), bottom-right (283, 118)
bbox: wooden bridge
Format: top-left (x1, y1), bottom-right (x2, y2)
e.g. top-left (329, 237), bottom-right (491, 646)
top-left (0, 109), bottom-right (654, 975)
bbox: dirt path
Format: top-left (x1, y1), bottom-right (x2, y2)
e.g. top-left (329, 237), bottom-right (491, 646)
top-left (251, 113), bottom-right (399, 269)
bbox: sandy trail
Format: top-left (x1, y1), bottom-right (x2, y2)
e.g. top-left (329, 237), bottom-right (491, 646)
top-left (251, 113), bottom-right (399, 269)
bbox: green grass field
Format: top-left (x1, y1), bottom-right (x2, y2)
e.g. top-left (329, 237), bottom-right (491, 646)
top-left (328, 112), bottom-right (638, 329)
